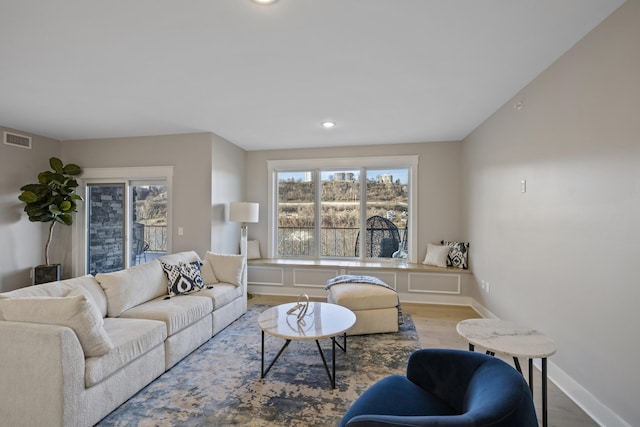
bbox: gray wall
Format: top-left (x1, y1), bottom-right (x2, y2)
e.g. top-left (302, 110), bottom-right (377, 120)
top-left (462, 1), bottom-right (639, 425)
top-left (245, 141), bottom-right (465, 261)
top-left (0, 126), bottom-right (61, 292)
top-left (61, 132), bottom-right (246, 260)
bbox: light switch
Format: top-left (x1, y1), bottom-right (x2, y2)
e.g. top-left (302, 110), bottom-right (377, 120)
top-left (178, 227), bottom-right (184, 236)
top-left (520, 180), bottom-right (527, 193)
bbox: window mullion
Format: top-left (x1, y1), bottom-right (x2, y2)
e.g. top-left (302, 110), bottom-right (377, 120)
top-left (359, 167), bottom-right (367, 261)
top-left (314, 169), bottom-right (322, 258)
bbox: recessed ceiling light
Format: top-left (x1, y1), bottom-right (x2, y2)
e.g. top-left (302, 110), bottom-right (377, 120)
top-left (251, 0), bottom-right (278, 4)
top-left (321, 121), bottom-right (336, 128)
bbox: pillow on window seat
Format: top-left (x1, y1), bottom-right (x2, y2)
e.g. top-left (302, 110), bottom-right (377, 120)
top-left (441, 240), bottom-right (469, 269)
top-left (422, 244), bottom-right (450, 268)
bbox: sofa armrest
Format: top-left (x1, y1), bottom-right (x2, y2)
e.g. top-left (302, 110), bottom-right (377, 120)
top-left (0, 321), bottom-right (85, 427)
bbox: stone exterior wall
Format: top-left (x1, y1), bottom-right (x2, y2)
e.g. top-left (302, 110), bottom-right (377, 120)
top-left (88, 185), bottom-right (124, 275)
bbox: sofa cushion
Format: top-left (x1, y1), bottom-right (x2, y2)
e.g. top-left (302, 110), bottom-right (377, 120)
top-left (0, 275), bottom-right (108, 317)
top-left (96, 260), bottom-right (166, 317)
top-left (118, 295), bottom-right (213, 336)
top-left (204, 252), bottom-right (244, 287)
top-left (0, 295), bottom-right (113, 357)
top-left (328, 283), bottom-right (398, 311)
top-left (193, 284), bottom-right (243, 311)
top-left (200, 258), bottom-right (218, 285)
top-left (85, 317), bottom-right (166, 387)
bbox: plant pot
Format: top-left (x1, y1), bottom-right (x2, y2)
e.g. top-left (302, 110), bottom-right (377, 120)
top-left (34, 264), bottom-right (61, 285)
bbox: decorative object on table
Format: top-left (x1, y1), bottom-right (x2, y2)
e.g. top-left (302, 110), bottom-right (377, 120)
top-left (18, 157), bottom-right (82, 284)
top-left (339, 348), bottom-right (538, 427)
top-left (96, 304), bottom-right (420, 427)
top-left (286, 293), bottom-right (311, 321)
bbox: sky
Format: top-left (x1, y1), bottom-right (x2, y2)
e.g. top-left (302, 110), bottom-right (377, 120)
top-left (278, 169), bottom-right (409, 184)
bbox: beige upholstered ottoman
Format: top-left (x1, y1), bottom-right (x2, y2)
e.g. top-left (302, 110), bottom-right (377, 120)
top-left (326, 276), bottom-right (400, 335)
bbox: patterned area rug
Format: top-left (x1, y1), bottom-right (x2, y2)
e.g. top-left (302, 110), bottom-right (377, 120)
top-left (97, 305), bottom-right (420, 427)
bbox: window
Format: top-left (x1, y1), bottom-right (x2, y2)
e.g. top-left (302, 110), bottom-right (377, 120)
top-left (268, 156), bottom-right (418, 263)
top-left (74, 167), bottom-right (173, 276)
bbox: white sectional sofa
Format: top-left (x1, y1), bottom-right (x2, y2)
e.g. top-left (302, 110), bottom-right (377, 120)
top-left (0, 250), bottom-right (247, 427)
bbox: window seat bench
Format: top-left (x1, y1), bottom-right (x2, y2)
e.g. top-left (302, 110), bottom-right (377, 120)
top-left (247, 259), bottom-right (473, 305)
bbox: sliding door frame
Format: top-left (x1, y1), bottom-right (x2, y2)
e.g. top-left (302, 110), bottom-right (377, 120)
top-left (73, 166), bottom-right (174, 277)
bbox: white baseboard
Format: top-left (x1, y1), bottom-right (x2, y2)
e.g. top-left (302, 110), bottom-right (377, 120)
top-left (538, 359), bottom-right (630, 427)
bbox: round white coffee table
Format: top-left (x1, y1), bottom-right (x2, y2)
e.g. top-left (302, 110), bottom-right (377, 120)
top-left (457, 319), bottom-right (556, 427)
top-left (258, 301), bottom-right (356, 389)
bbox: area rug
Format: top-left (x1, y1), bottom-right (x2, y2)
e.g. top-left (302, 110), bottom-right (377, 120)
top-left (97, 305), bottom-right (421, 427)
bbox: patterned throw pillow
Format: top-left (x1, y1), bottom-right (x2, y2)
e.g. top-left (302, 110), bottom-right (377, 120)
top-left (161, 261), bottom-right (205, 297)
top-left (441, 241), bottom-right (469, 269)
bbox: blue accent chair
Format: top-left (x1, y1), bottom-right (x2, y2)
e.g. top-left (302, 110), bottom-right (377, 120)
top-left (340, 348), bottom-right (539, 427)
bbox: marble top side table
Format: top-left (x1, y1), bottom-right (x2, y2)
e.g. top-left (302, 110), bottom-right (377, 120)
top-left (456, 319), bottom-right (556, 427)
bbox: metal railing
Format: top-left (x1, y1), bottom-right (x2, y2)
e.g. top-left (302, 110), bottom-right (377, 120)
top-left (278, 226), bottom-right (361, 257)
top-left (144, 225), bottom-right (168, 253)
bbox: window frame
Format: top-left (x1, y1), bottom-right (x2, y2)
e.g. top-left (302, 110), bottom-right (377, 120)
top-left (267, 156), bottom-right (418, 263)
top-left (73, 166), bottom-right (174, 277)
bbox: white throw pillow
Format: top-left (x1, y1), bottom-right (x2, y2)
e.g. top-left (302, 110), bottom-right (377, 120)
top-left (96, 260), bottom-right (166, 317)
top-left (0, 295), bottom-right (113, 357)
top-left (200, 258), bottom-right (218, 285)
top-left (422, 244), bottom-right (450, 268)
top-left (204, 252), bottom-right (244, 287)
top-left (247, 240), bottom-right (261, 260)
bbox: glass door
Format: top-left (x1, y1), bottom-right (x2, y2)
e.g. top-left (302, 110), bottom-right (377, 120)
top-left (130, 182), bottom-right (168, 266)
top-left (85, 180), bottom-right (168, 275)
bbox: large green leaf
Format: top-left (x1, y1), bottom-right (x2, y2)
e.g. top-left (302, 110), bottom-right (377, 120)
top-left (50, 157), bottom-right (63, 174)
top-left (18, 191), bottom-right (38, 204)
top-left (63, 163), bottom-right (81, 175)
top-left (38, 171), bottom-right (52, 184)
top-left (58, 213), bottom-right (73, 225)
top-left (60, 200), bottom-right (72, 211)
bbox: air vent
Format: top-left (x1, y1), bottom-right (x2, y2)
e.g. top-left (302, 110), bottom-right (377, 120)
top-left (4, 131), bottom-right (32, 149)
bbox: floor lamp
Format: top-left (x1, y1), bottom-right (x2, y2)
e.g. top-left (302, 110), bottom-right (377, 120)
top-left (230, 202), bottom-right (259, 298)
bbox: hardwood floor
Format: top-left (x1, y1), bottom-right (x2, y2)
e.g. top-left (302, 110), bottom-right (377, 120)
top-left (250, 294), bottom-right (597, 427)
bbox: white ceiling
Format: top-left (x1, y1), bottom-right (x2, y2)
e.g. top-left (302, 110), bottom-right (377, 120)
top-left (0, 0), bottom-right (625, 151)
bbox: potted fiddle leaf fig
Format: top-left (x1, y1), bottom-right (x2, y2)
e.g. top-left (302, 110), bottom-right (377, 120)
top-left (18, 157), bottom-right (82, 284)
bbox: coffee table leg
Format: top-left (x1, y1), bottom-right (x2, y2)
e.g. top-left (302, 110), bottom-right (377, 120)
top-left (315, 340), bottom-right (335, 389)
top-left (262, 337), bottom-right (291, 379)
top-left (334, 332), bottom-right (348, 353)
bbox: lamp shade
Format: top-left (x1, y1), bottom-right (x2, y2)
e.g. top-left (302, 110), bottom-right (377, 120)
top-left (229, 202), bottom-right (259, 223)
